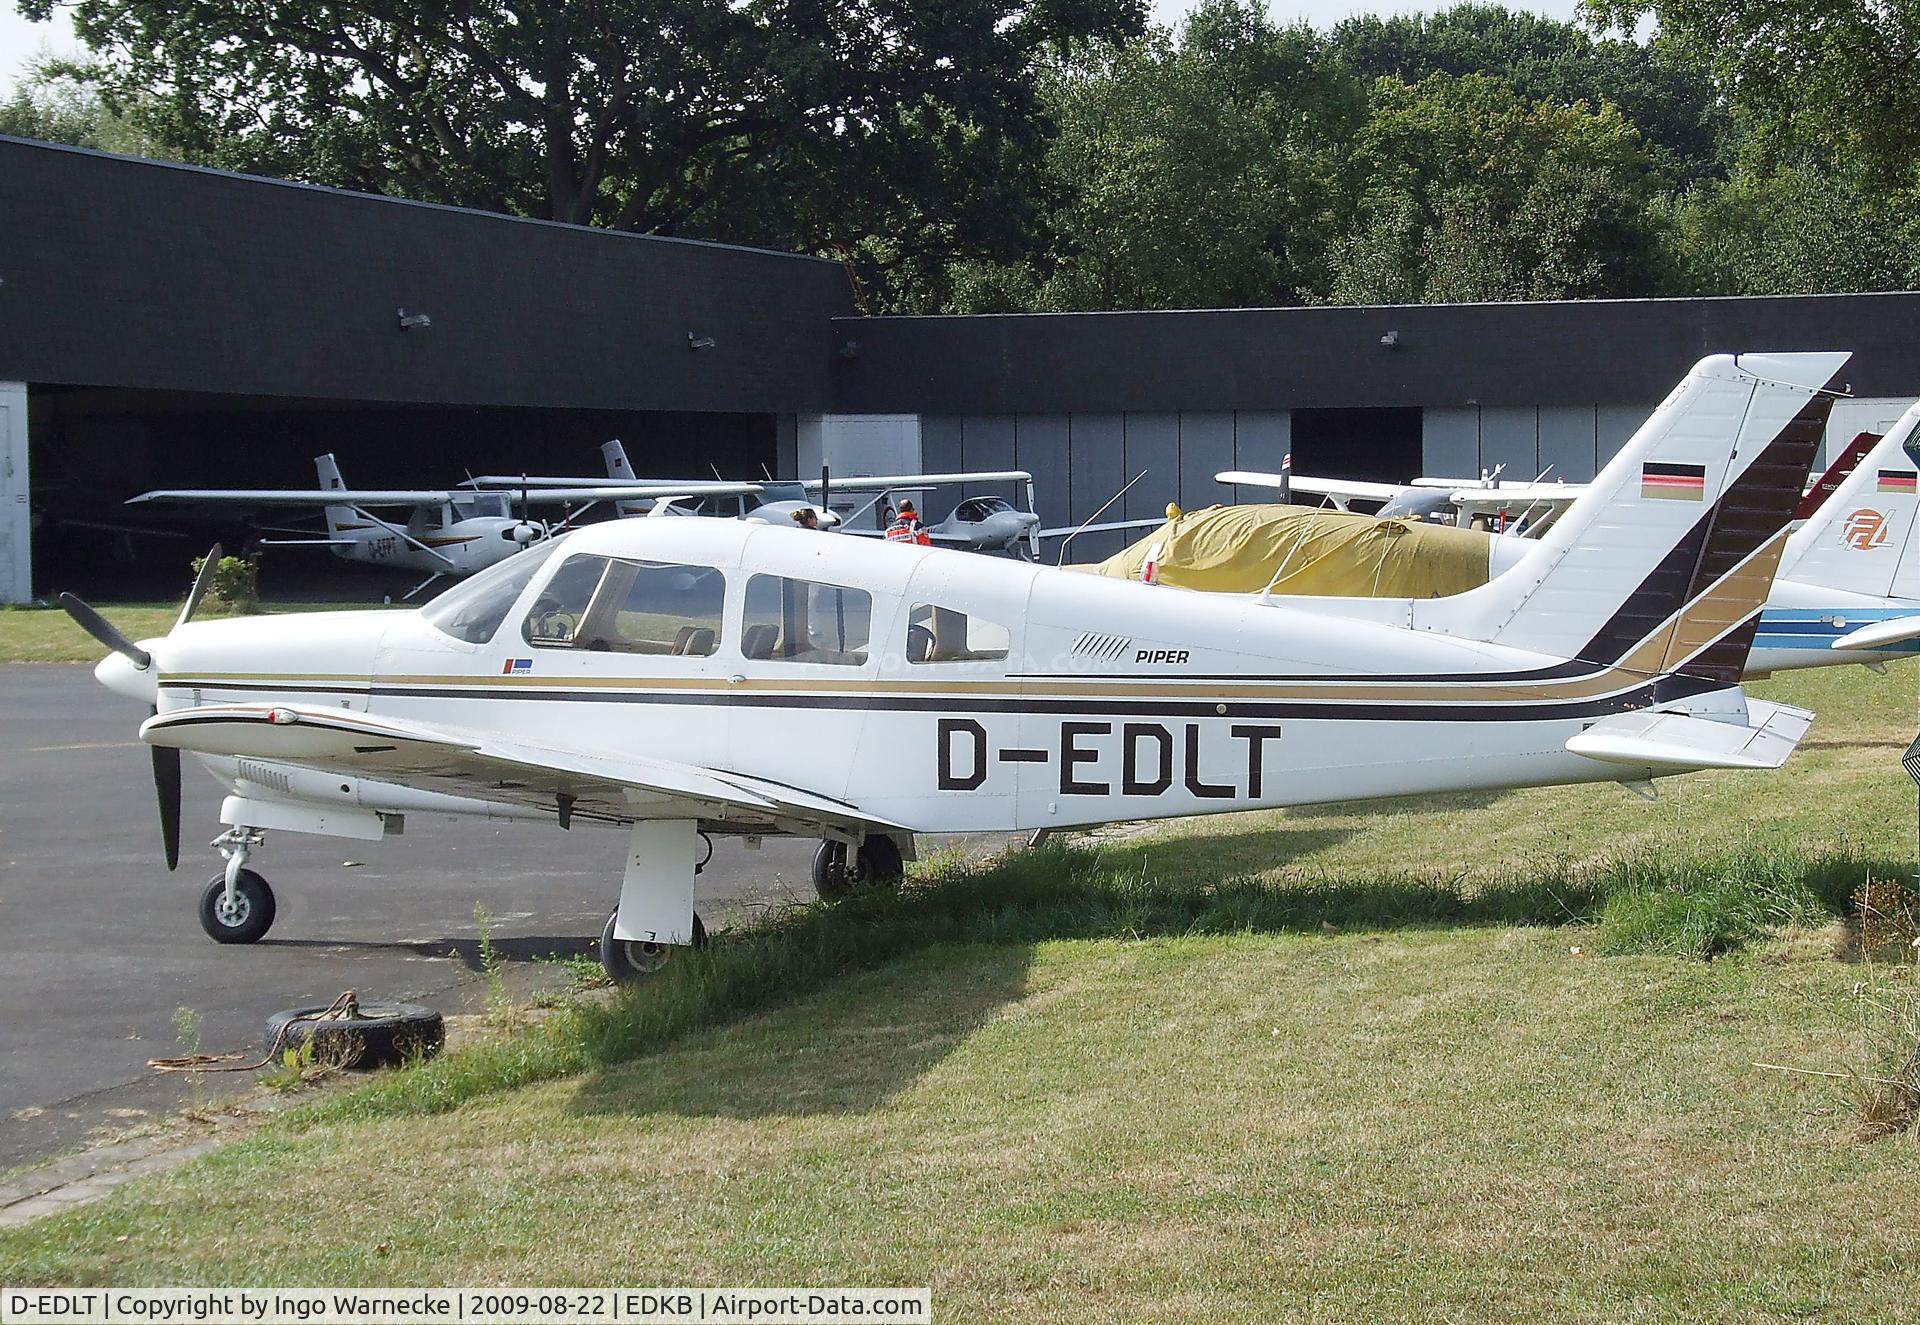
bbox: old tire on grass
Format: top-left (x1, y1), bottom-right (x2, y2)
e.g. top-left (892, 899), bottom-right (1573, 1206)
top-left (197, 870), bottom-right (276, 944)
top-left (599, 910), bottom-right (708, 985)
top-left (265, 1001), bottom-right (444, 1069)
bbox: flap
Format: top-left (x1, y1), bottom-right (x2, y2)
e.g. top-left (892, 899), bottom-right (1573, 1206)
top-left (142, 702), bottom-right (904, 835)
top-left (1565, 700), bottom-right (1813, 772)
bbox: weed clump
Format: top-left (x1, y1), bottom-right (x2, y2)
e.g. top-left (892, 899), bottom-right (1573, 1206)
top-left (1594, 845), bottom-right (1860, 958)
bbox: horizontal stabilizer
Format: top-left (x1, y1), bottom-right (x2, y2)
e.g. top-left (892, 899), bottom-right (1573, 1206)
top-left (1565, 700), bottom-right (1813, 771)
top-left (1831, 616), bottom-right (1920, 651)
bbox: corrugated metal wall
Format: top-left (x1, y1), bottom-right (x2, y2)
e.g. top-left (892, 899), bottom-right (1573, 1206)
top-left (921, 411), bottom-right (1292, 561)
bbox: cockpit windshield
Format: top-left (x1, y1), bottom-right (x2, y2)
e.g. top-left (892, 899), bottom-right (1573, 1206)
top-left (452, 493), bottom-right (509, 522)
top-left (955, 497), bottom-right (1012, 522)
top-left (420, 537), bottom-right (564, 644)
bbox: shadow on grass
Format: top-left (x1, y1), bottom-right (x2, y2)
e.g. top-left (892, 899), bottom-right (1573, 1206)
top-left (297, 839), bottom-right (1908, 1129)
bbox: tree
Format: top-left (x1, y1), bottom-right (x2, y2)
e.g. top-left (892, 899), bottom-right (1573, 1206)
top-left (1331, 5), bottom-right (1729, 185)
top-left (0, 63), bottom-right (169, 156)
top-left (1664, 164), bottom-right (1920, 295)
top-left (1322, 72), bottom-right (1668, 304)
top-left (1583, 0), bottom-right (1920, 194)
top-left (949, 0), bottom-right (1365, 311)
top-left (18, 0), bottom-right (1144, 298)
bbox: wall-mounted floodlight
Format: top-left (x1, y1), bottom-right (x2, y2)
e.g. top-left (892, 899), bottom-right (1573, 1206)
top-left (688, 333), bottom-right (716, 351)
top-left (1379, 330), bottom-right (1401, 349)
top-left (397, 309), bottom-right (431, 330)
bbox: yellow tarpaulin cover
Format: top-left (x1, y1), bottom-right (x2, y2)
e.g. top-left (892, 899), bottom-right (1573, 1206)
top-left (1082, 503), bottom-right (1494, 598)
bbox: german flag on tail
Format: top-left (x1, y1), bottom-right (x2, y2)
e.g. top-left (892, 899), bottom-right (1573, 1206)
top-left (1876, 470), bottom-right (1917, 494)
top-left (1641, 461), bottom-right (1707, 500)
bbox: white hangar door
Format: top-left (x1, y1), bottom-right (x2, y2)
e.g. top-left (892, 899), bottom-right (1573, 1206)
top-left (0, 384), bottom-right (27, 605)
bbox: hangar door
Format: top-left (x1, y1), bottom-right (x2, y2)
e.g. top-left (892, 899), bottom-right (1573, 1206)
top-left (1288, 408), bottom-right (1422, 484)
top-left (0, 383), bottom-right (25, 603)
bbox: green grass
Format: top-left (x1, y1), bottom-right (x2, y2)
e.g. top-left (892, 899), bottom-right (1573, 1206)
top-left (0, 601), bottom-right (397, 662)
top-left (2, 663), bottom-right (1918, 1318)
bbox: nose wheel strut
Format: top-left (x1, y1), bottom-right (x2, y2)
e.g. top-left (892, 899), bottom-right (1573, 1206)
top-left (200, 827), bottom-right (278, 944)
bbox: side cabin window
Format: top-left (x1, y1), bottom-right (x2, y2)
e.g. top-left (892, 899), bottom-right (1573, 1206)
top-left (742, 574), bottom-right (871, 665)
top-left (523, 554), bottom-right (724, 656)
top-left (905, 603), bottom-right (1011, 664)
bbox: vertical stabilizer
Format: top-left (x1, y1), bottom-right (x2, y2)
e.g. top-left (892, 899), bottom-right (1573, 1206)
top-left (602, 439), bottom-right (647, 518)
top-left (1776, 403), bottom-right (1920, 600)
top-left (313, 453), bottom-right (355, 538)
top-left (1415, 353), bottom-right (1846, 680)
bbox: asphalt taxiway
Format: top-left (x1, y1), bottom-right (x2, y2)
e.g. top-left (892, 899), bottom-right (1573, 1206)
top-left (0, 664), bottom-right (826, 1169)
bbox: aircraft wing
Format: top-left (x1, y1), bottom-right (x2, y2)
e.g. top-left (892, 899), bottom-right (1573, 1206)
top-left (1564, 700), bottom-right (1813, 772)
top-left (1446, 483), bottom-right (1588, 510)
top-left (1214, 470), bottom-right (1406, 503)
top-left (465, 477), bottom-right (767, 497)
top-left (129, 488), bottom-right (477, 507)
top-left (803, 470), bottom-right (1032, 491)
top-left (1037, 517), bottom-right (1167, 539)
top-left (141, 702), bottom-right (906, 835)
top-left (131, 484), bottom-right (766, 508)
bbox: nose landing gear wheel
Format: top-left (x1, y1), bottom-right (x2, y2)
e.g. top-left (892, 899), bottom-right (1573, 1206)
top-left (198, 869), bottom-right (277, 944)
top-left (600, 910), bottom-right (707, 985)
top-left (812, 836), bottom-right (904, 899)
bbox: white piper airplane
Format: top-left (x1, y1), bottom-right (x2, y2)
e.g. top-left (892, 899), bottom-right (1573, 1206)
top-left (128, 454), bottom-right (759, 597)
top-left (61, 352), bottom-right (1839, 983)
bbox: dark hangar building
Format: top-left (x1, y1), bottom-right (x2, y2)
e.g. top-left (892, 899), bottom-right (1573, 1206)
top-left (5, 132), bottom-right (1920, 601)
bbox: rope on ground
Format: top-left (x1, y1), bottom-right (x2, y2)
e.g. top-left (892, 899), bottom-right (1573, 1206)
top-left (147, 990), bottom-right (361, 1073)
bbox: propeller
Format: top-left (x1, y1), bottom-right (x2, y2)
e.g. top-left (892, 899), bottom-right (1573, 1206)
top-left (58, 592), bottom-right (151, 670)
top-left (153, 734), bottom-right (181, 871)
top-left (61, 545), bottom-right (223, 871)
top-left (176, 542), bottom-right (223, 629)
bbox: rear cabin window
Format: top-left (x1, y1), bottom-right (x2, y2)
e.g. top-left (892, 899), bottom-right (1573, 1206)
top-left (742, 575), bottom-right (871, 665)
top-left (905, 603), bottom-right (1011, 664)
top-left (523, 554), bottom-right (724, 656)
top-left (420, 540), bottom-right (561, 644)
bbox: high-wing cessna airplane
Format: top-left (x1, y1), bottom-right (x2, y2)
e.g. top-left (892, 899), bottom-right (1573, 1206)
top-left (129, 454), bottom-right (757, 597)
top-left (62, 353), bottom-right (1839, 983)
top-left (1219, 462), bottom-right (1587, 535)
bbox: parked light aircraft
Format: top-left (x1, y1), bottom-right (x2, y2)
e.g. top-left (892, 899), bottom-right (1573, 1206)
top-left (1222, 426), bottom-right (1884, 540)
top-left (1744, 401), bottom-right (1920, 672)
top-left (62, 353), bottom-right (1839, 982)
top-left (1219, 463), bottom-right (1585, 534)
top-left (1192, 414), bottom-right (1920, 678)
top-left (129, 454), bottom-right (756, 597)
top-left (486, 440), bottom-right (1047, 554)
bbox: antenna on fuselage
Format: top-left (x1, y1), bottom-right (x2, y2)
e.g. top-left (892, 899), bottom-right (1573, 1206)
top-left (1054, 471), bottom-right (1148, 566)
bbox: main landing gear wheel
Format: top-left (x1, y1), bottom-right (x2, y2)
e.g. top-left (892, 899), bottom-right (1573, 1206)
top-left (198, 869), bottom-right (276, 944)
top-left (600, 910), bottom-right (707, 985)
top-left (812, 836), bottom-right (905, 900)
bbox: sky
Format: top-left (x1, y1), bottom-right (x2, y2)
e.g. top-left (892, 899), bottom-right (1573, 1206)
top-left (0, 0), bottom-right (1589, 98)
